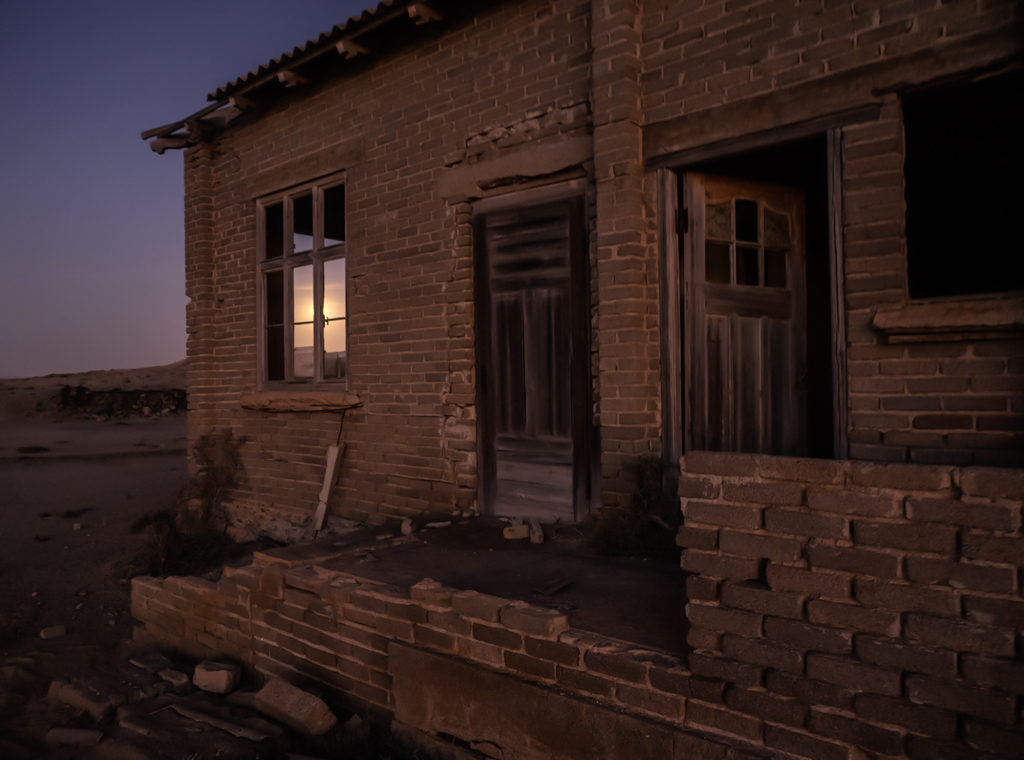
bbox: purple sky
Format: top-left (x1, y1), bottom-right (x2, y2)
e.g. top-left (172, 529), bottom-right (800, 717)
top-left (0, 0), bottom-right (370, 378)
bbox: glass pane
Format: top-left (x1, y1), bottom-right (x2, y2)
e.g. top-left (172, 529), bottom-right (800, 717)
top-left (265, 270), bottom-right (284, 326)
top-left (293, 265), bottom-right (314, 379)
top-left (323, 318), bottom-right (346, 380)
top-left (765, 247), bottom-right (788, 288)
top-left (705, 241), bottom-right (731, 283)
top-left (323, 258), bottom-right (346, 320)
top-left (265, 202), bottom-right (283, 259)
top-left (293, 193), bottom-right (313, 253)
top-left (764, 207), bottom-right (790, 247)
top-left (737, 245), bottom-right (759, 286)
top-left (706, 201), bottom-right (732, 240)
top-left (293, 323), bottom-right (314, 379)
top-left (324, 185), bottom-right (345, 246)
top-left (266, 326), bottom-right (284, 381)
top-left (736, 199), bottom-right (759, 243)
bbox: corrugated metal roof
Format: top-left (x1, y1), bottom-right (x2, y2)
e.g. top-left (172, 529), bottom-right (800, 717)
top-left (208, 0), bottom-right (402, 101)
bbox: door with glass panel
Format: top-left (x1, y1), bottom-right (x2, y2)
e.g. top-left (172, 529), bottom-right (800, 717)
top-left (682, 174), bottom-right (807, 455)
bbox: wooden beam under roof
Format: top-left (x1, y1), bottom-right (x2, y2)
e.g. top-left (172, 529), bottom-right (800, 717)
top-left (276, 70), bottom-right (309, 88)
top-left (408, 3), bottom-right (441, 24)
top-left (335, 39), bottom-right (369, 59)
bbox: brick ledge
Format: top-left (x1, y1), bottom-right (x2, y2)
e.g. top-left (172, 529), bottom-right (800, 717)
top-left (240, 390), bottom-right (361, 412)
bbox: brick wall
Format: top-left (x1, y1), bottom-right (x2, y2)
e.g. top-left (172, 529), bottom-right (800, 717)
top-left (131, 551), bottom-right (752, 757)
top-left (638, 0), bottom-right (1024, 465)
top-left (679, 452), bottom-right (1024, 759)
top-left (183, 1), bottom-right (595, 534)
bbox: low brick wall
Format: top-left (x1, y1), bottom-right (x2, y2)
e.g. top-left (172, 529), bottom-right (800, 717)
top-left (131, 545), bottom-right (750, 758)
top-left (679, 452), bottom-right (1024, 759)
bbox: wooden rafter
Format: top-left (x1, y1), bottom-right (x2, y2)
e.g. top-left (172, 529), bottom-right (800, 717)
top-left (276, 70), bottom-right (309, 88)
top-left (335, 39), bottom-right (369, 59)
top-left (408, 3), bottom-right (441, 25)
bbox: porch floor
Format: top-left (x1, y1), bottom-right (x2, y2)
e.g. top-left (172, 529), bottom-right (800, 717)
top-left (272, 517), bottom-right (688, 654)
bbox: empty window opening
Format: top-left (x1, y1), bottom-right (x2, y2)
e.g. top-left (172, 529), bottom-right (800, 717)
top-left (904, 69), bottom-right (1024, 299)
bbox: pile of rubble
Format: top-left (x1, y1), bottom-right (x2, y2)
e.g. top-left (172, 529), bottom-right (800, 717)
top-left (0, 643), bottom-right (379, 760)
top-left (57, 385), bottom-right (186, 419)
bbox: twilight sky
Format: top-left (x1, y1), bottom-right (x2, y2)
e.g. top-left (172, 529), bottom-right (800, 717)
top-left (0, 0), bottom-right (370, 378)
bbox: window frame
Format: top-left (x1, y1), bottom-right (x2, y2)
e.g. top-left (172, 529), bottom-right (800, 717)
top-left (257, 172), bottom-right (347, 388)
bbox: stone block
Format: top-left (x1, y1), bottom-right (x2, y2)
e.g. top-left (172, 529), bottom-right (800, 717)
top-left (192, 660), bottom-right (240, 694)
top-left (254, 677), bottom-right (338, 736)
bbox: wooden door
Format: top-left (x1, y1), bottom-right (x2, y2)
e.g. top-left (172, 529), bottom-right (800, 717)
top-left (474, 196), bottom-right (588, 521)
top-left (683, 174), bottom-right (807, 455)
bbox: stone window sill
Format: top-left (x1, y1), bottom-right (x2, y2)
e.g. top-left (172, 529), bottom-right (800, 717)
top-left (872, 295), bottom-right (1024, 343)
top-left (240, 390), bottom-right (361, 413)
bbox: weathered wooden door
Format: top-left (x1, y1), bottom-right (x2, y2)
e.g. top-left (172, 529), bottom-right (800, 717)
top-left (474, 196), bottom-right (588, 521)
top-left (682, 174), bottom-right (807, 455)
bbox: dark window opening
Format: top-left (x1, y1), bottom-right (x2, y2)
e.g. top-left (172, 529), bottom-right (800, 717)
top-left (904, 69), bottom-right (1024, 298)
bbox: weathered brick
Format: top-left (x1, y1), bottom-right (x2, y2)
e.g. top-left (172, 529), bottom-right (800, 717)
top-left (677, 474), bottom-right (720, 499)
top-left (962, 532), bottom-right (1024, 565)
top-left (906, 497), bottom-right (1021, 532)
top-left (764, 725), bottom-right (849, 760)
top-left (853, 577), bottom-right (959, 617)
top-left (960, 654), bottom-right (1024, 693)
top-left (724, 686), bottom-right (807, 727)
top-left (719, 530), bottom-right (804, 561)
top-left (757, 456), bottom-right (844, 485)
top-left (688, 653), bottom-right (763, 688)
top-left (583, 647), bottom-right (648, 684)
top-left (807, 599), bottom-right (901, 637)
top-left (806, 653), bottom-right (901, 696)
top-left (847, 461), bottom-right (952, 491)
top-left (684, 500), bottom-right (763, 530)
top-left (683, 451), bottom-right (760, 477)
top-left (807, 707), bottom-right (904, 756)
top-left (721, 482), bottom-right (805, 506)
top-left (807, 541), bottom-right (901, 578)
top-left (854, 693), bottom-right (957, 741)
top-left (676, 525), bottom-right (718, 550)
top-left (687, 602), bottom-right (763, 637)
top-left (852, 519), bottom-right (958, 554)
top-left (854, 634), bottom-right (956, 678)
top-left (721, 582), bottom-right (804, 620)
top-left (960, 467), bottom-right (1024, 499)
top-left (615, 683), bottom-right (684, 719)
top-left (681, 549), bottom-right (761, 581)
top-left (765, 507), bottom-right (849, 539)
top-left (721, 634), bottom-right (803, 674)
top-left (503, 651), bottom-right (555, 680)
top-left (963, 719), bottom-right (1024, 758)
top-left (472, 622), bottom-right (522, 650)
top-left (806, 487), bottom-right (901, 517)
top-left (963, 594), bottom-right (1024, 629)
top-left (685, 699), bottom-right (763, 741)
top-left (765, 564), bottom-right (851, 600)
top-left (906, 674), bottom-right (1017, 725)
top-left (523, 636), bottom-right (579, 667)
top-left (764, 617), bottom-right (852, 655)
top-left (905, 612), bottom-right (1016, 657)
top-left (450, 590), bottom-right (506, 622)
top-left (765, 671), bottom-right (853, 710)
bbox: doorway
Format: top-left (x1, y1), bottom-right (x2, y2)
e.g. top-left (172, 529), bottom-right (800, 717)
top-left (473, 189), bottom-right (591, 521)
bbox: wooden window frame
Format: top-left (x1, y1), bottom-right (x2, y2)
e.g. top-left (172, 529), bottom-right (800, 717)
top-left (257, 172), bottom-right (347, 389)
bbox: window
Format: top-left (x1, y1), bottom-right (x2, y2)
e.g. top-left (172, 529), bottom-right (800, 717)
top-left (904, 69), bottom-right (1024, 299)
top-left (259, 177), bottom-right (347, 384)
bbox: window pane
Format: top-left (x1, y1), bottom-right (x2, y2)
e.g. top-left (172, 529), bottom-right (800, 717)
top-left (265, 270), bottom-right (284, 325)
top-left (323, 257), bottom-right (346, 380)
top-left (266, 326), bottom-right (284, 381)
top-left (705, 241), bottom-right (731, 283)
top-left (323, 319), bottom-right (346, 379)
top-left (706, 201), bottom-right (731, 240)
top-left (265, 202), bottom-right (284, 259)
top-left (764, 207), bottom-right (790, 247)
top-left (293, 265), bottom-right (314, 379)
top-left (324, 185), bottom-right (345, 247)
top-left (293, 193), bottom-right (314, 253)
top-left (764, 247), bottom-right (787, 288)
top-left (736, 199), bottom-right (759, 243)
top-left (737, 245), bottom-right (759, 286)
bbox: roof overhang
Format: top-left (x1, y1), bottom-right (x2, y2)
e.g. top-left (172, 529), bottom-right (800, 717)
top-left (141, 1), bottom-right (453, 153)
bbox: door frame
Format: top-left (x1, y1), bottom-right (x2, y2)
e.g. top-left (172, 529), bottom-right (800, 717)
top-left (658, 118), bottom-right (862, 468)
top-left (472, 179), bottom-right (592, 520)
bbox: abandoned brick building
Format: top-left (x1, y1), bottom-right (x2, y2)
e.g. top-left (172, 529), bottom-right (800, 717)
top-left (138, 1), bottom-right (1024, 758)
